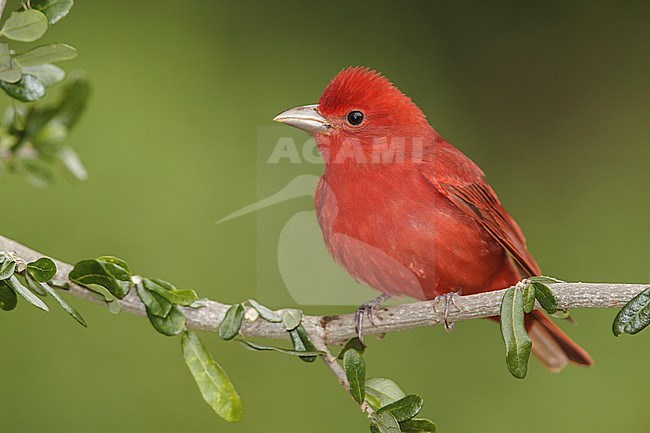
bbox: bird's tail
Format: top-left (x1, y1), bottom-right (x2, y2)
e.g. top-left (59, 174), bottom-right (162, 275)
top-left (525, 310), bottom-right (594, 372)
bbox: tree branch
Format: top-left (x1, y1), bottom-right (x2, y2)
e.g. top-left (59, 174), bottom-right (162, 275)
top-left (1, 234), bottom-right (645, 347)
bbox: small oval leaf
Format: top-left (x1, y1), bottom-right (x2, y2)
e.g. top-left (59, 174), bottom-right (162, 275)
top-left (0, 74), bottom-right (46, 102)
top-left (529, 275), bottom-right (564, 284)
top-left (365, 378), bottom-right (407, 410)
top-left (69, 257), bottom-right (131, 299)
top-left (182, 331), bottom-right (243, 422)
top-left (0, 258), bottom-right (16, 280)
top-left (0, 10), bottom-right (48, 42)
top-left (22, 63), bottom-right (65, 87)
top-left (500, 287), bottom-right (532, 379)
top-left (371, 411), bottom-right (401, 433)
top-left (27, 257), bottom-right (57, 282)
top-left (147, 305), bottom-right (186, 336)
top-left (0, 43), bottom-right (22, 83)
top-left (613, 287), bottom-right (650, 336)
top-left (15, 43), bottom-right (77, 66)
top-left (522, 283), bottom-right (535, 314)
top-left (338, 337), bottom-right (366, 360)
top-left (218, 304), bottom-right (244, 340)
top-left (343, 348), bottom-right (366, 404)
top-left (532, 282), bottom-right (558, 314)
top-left (135, 281), bottom-right (172, 318)
top-left (399, 418), bottom-right (437, 433)
top-left (143, 278), bottom-right (198, 306)
top-left (281, 308), bottom-right (302, 331)
top-left (248, 298), bottom-right (281, 322)
top-left (31, 0), bottom-right (74, 24)
top-left (289, 324), bottom-right (318, 363)
top-left (378, 394), bottom-right (424, 422)
top-left (0, 280), bottom-right (18, 310)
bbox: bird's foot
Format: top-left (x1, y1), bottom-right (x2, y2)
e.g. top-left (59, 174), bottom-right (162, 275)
top-left (433, 291), bottom-right (461, 332)
top-left (355, 294), bottom-right (391, 346)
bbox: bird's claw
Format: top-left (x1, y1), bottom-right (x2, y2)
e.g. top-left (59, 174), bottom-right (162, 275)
top-left (433, 291), bottom-right (461, 332)
top-left (355, 294), bottom-right (391, 346)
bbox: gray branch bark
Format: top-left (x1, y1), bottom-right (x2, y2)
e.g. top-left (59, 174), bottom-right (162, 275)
top-left (0, 234), bottom-right (645, 346)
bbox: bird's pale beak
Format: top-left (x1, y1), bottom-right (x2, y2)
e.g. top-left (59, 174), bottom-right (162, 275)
top-left (273, 104), bottom-right (331, 134)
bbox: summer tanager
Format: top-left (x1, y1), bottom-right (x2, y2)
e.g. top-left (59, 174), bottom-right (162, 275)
top-left (274, 66), bottom-right (593, 371)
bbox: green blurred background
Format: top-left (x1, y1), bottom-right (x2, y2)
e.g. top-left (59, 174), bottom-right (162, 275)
top-left (2, 1), bottom-right (649, 432)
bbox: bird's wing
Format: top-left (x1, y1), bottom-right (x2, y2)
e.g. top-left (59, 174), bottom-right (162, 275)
top-left (419, 157), bottom-right (540, 277)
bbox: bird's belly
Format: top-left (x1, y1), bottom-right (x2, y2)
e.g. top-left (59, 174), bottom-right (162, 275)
top-left (315, 173), bottom-right (509, 300)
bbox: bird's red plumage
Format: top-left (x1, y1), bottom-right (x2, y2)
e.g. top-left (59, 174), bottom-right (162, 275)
top-left (310, 67), bottom-right (592, 371)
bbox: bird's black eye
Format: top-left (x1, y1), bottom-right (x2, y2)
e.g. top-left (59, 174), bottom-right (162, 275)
top-left (346, 110), bottom-right (364, 126)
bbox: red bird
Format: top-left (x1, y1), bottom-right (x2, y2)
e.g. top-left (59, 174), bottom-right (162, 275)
top-left (274, 67), bottom-right (593, 371)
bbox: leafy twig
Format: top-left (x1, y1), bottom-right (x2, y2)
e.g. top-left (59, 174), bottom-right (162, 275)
top-left (309, 329), bottom-right (374, 416)
top-left (0, 234), bottom-right (646, 346)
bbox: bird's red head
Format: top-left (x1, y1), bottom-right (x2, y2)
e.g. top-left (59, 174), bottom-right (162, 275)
top-left (317, 67), bottom-right (428, 136)
top-left (274, 67), bottom-right (433, 166)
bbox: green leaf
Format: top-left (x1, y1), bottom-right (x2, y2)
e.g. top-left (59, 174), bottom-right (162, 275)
top-left (365, 378), bottom-right (407, 410)
top-left (288, 324), bottom-right (318, 362)
top-left (135, 281), bottom-right (172, 318)
top-left (53, 73), bottom-right (89, 128)
top-left (237, 338), bottom-right (324, 357)
top-left (26, 257), bottom-right (57, 282)
top-left (0, 257), bottom-right (16, 279)
top-left (106, 298), bottom-right (121, 315)
top-left (378, 395), bottom-right (424, 422)
top-left (0, 10), bottom-right (48, 42)
top-left (247, 298), bottom-right (281, 322)
top-left (31, 0), bottom-right (74, 24)
top-left (343, 348), bottom-right (366, 404)
top-left (218, 304), bottom-right (244, 341)
top-left (0, 280), bottom-right (18, 310)
top-left (18, 157), bottom-right (54, 187)
top-left (500, 287), bottom-right (532, 379)
top-left (181, 331), bottom-right (243, 422)
top-left (55, 146), bottom-right (88, 180)
top-left (522, 283), bottom-right (535, 314)
top-left (532, 282), bottom-right (558, 314)
top-left (25, 272), bottom-right (86, 326)
top-left (142, 278), bottom-right (197, 306)
top-left (6, 275), bottom-right (48, 311)
top-left (529, 276), bottom-right (564, 284)
top-left (0, 74), bottom-right (45, 102)
top-left (0, 43), bottom-right (22, 83)
top-left (338, 337), bottom-right (366, 360)
top-left (613, 287), bottom-right (650, 336)
top-left (188, 298), bottom-right (209, 309)
top-left (69, 257), bottom-right (131, 299)
top-left (97, 255), bottom-right (131, 274)
top-left (15, 43), bottom-right (77, 66)
top-left (147, 305), bottom-right (185, 336)
top-left (399, 418), bottom-right (437, 433)
top-left (370, 411), bottom-right (401, 433)
top-left (34, 120), bottom-right (68, 151)
top-left (281, 308), bottom-right (302, 331)
top-left (22, 63), bottom-right (65, 87)
top-left (24, 271), bottom-right (47, 295)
